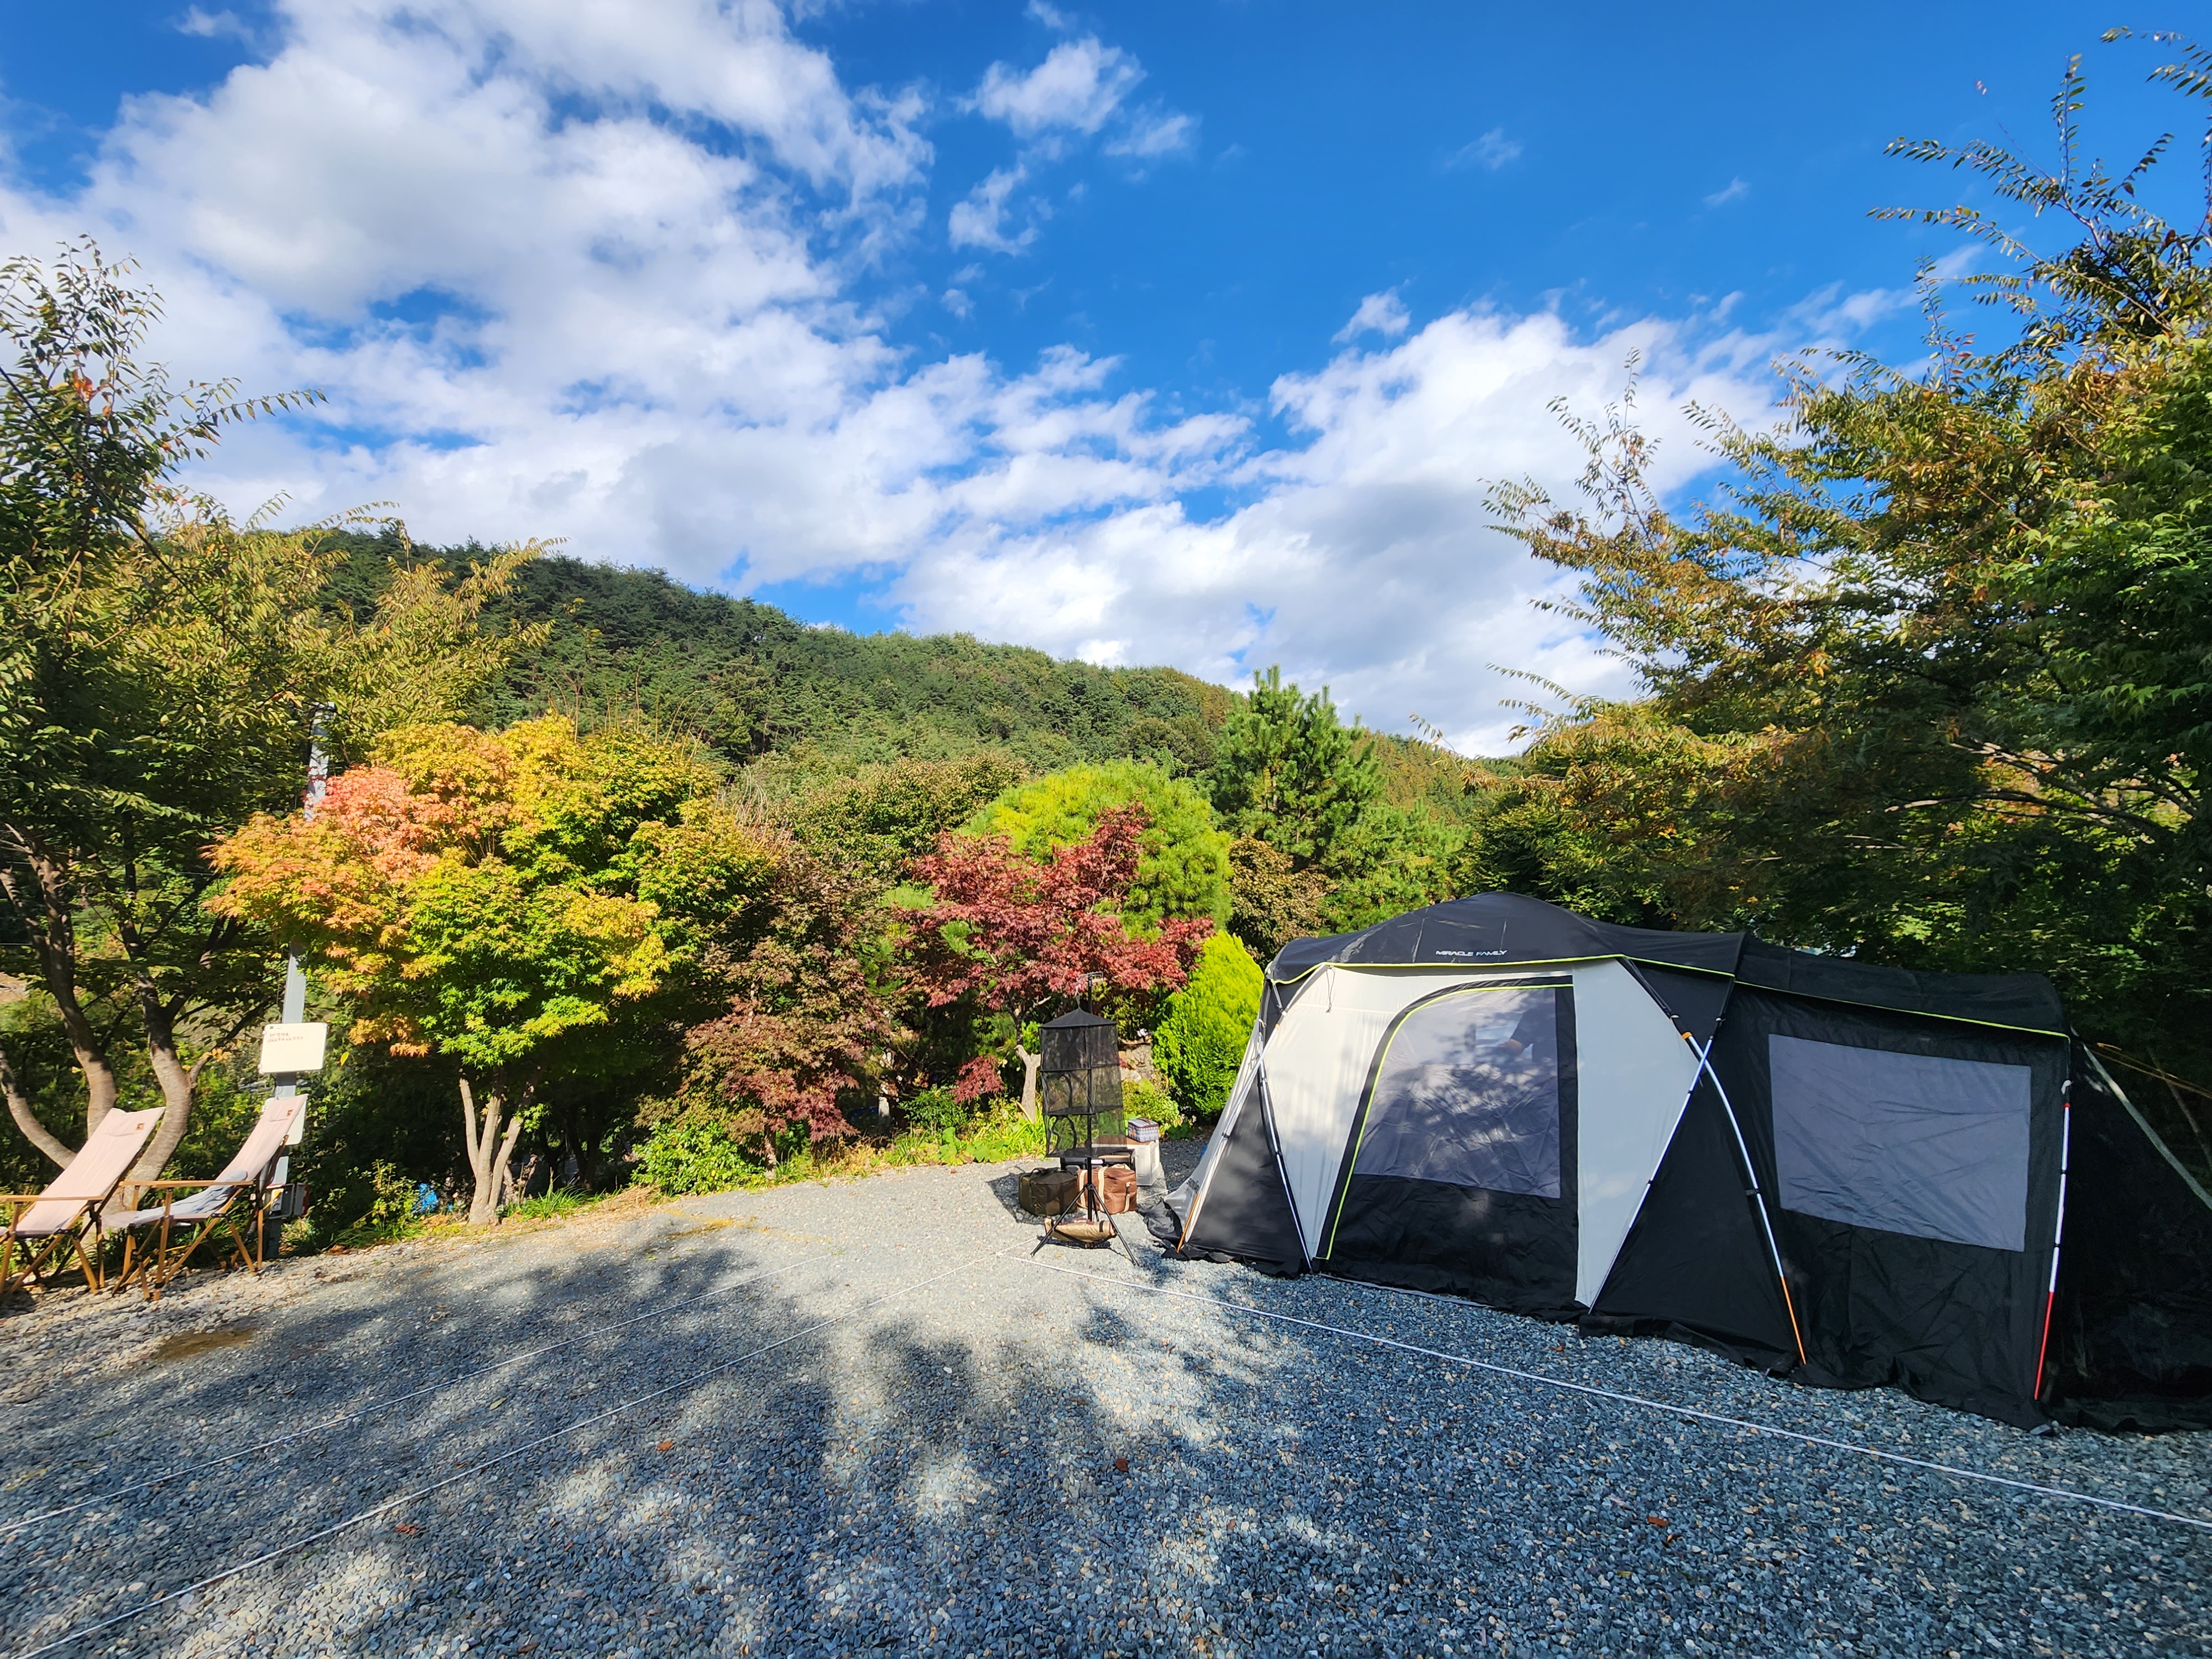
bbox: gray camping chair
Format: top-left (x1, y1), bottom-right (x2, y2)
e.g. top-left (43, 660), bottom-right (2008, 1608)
top-left (109, 1097), bottom-right (303, 1300)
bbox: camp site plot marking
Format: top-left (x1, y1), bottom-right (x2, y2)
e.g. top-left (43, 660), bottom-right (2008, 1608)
top-left (1024, 1256), bottom-right (2212, 1536)
top-left (2, 1249), bottom-right (1006, 1659)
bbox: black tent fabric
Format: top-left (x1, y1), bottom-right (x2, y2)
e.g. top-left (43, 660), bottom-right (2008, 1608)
top-left (1625, 962), bottom-right (1737, 1047)
top-left (1586, 1076), bottom-right (1800, 1370)
top-left (1267, 891), bottom-right (1745, 983)
top-left (1734, 937), bottom-right (2065, 1036)
top-left (1702, 986), bottom-right (2068, 1428)
top-left (2046, 1047), bottom-right (2212, 1431)
top-left (1159, 1076), bottom-right (1304, 1276)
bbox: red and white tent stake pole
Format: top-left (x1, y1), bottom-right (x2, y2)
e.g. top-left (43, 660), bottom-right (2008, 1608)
top-left (2035, 1078), bottom-right (2072, 1401)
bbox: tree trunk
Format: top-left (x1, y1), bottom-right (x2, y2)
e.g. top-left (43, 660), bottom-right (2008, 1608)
top-left (0, 845), bottom-right (119, 1153)
top-left (119, 920), bottom-right (270, 1191)
top-left (131, 997), bottom-right (198, 1191)
top-left (461, 1075), bottom-right (528, 1227)
top-left (0, 1039), bottom-right (72, 1169)
top-left (1017, 1046), bottom-right (1041, 1123)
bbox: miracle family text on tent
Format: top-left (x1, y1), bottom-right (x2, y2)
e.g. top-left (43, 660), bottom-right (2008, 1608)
top-left (1152, 894), bottom-right (2212, 1430)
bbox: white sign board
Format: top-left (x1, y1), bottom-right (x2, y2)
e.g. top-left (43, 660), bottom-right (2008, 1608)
top-left (258, 1022), bottom-right (328, 1076)
top-left (283, 1096), bottom-right (309, 1145)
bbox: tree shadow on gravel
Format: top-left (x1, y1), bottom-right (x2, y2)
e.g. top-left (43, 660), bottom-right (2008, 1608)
top-left (3, 1182), bottom-right (2209, 1659)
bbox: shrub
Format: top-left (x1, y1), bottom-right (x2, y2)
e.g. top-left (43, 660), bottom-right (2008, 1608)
top-left (965, 759), bottom-right (1231, 926)
top-left (1154, 933), bottom-right (1262, 1118)
top-left (902, 1086), bottom-right (971, 1136)
top-left (1120, 1075), bottom-right (1185, 1136)
top-left (329, 1161), bottom-right (425, 1248)
top-left (505, 1188), bottom-right (596, 1221)
top-left (634, 1117), bottom-right (767, 1195)
top-left (960, 1110), bottom-right (1048, 1162)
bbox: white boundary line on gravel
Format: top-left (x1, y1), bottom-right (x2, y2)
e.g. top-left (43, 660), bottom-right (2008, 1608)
top-left (1, 1250), bottom-right (840, 1539)
top-left (3, 1249), bottom-right (1005, 1659)
top-left (1027, 1259), bottom-right (2212, 1535)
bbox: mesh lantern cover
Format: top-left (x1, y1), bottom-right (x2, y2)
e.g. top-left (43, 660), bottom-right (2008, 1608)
top-left (1039, 1008), bottom-right (1123, 1118)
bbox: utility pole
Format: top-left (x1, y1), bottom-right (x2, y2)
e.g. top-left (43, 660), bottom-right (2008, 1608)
top-left (260, 707), bottom-right (331, 1256)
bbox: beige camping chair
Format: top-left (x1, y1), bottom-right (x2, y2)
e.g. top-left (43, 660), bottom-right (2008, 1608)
top-left (109, 1097), bottom-right (303, 1301)
top-left (0, 1108), bottom-right (165, 1297)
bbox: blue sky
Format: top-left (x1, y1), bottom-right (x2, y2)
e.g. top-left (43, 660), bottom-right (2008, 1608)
top-left (2, 2), bottom-right (2196, 747)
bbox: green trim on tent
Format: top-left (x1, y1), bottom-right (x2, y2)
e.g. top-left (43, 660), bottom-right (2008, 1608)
top-left (1734, 983), bottom-right (2068, 1041)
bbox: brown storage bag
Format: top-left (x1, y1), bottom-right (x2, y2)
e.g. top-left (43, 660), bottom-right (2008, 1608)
top-left (1091, 1165), bottom-right (1139, 1214)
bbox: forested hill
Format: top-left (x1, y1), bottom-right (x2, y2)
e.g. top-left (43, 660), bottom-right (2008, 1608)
top-left (326, 531), bottom-right (1233, 779)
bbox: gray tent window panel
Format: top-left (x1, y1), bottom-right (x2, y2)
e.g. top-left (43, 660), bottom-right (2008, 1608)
top-left (1770, 1034), bottom-right (2032, 1252)
top-left (1354, 987), bottom-right (1562, 1197)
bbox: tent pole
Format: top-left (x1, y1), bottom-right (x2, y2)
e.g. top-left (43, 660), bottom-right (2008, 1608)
top-left (1260, 1078), bottom-right (1310, 1272)
top-left (2034, 1077), bottom-right (2072, 1402)
top-left (1693, 1035), bottom-right (1809, 1369)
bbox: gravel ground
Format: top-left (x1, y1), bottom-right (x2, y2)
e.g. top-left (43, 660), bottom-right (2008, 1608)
top-left (3, 1139), bottom-right (2211, 1658)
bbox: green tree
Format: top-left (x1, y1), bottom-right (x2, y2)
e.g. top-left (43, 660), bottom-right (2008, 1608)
top-left (1207, 668), bottom-right (1460, 938)
top-left (964, 759), bottom-right (1231, 926)
top-left (214, 717), bottom-right (769, 1223)
top-left (1486, 40), bottom-right (2212, 1088)
top-left (0, 242), bottom-right (540, 1182)
top-left (1317, 801), bottom-right (1463, 933)
top-left (1154, 932), bottom-right (1263, 1117)
top-left (1223, 837), bottom-right (1332, 961)
top-left (1207, 668), bottom-right (1383, 870)
top-left (789, 753), bottom-right (1026, 888)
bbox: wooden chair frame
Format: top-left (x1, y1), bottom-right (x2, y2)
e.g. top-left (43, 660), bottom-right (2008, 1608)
top-left (0, 1107), bottom-right (165, 1299)
top-left (109, 1175), bottom-right (284, 1301)
top-left (0, 1193), bottom-right (121, 1296)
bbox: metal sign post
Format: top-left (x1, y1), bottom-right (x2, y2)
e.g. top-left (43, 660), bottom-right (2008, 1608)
top-left (259, 708), bottom-right (331, 1256)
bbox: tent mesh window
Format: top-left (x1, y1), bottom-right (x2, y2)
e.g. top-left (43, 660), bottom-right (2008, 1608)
top-left (1768, 1034), bottom-right (2032, 1253)
top-left (1040, 1009), bottom-right (1124, 1156)
top-left (1355, 985), bottom-right (1563, 1197)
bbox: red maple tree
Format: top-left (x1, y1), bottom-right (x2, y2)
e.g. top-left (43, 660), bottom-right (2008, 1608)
top-left (682, 843), bottom-right (893, 1148)
top-left (894, 806), bottom-right (1211, 1099)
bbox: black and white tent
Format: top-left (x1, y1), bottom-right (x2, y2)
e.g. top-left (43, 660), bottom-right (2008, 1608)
top-left (1156, 893), bottom-right (2212, 1428)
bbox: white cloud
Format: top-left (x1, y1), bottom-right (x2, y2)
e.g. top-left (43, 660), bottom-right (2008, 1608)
top-left (1444, 127), bottom-right (1521, 172)
top-left (176, 7), bottom-right (251, 39)
top-left (1105, 107), bottom-right (1196, 159)
top-left (973, 37), bottom-right (1142, 141)
top-left (890, 311), bottom-right (1773, 753)
top-left (0, 0), bottom-right (1775, 755)
top-left (948, 166), bottom-right (1038, 253)
top-left (953, 29), bottom-right (1192, 252)
top-left (1334, 290), bottom-right (1410, 343)
top-left (1704, 176), bottom-right (1750, 207)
